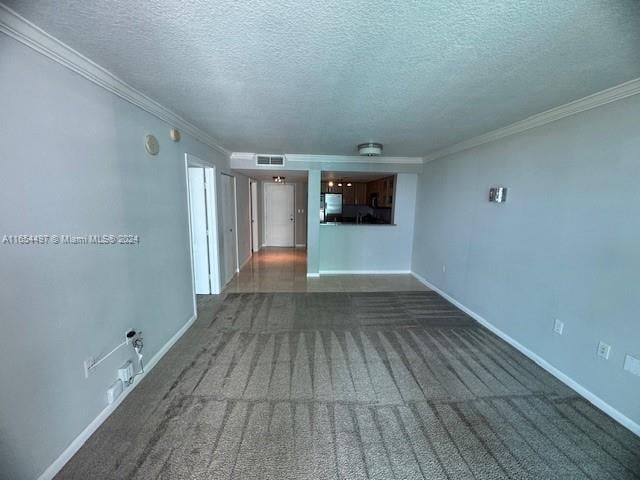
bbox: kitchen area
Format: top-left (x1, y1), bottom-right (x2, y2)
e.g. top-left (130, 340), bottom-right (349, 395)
top-left (320, 173), bottom-right (396, 225)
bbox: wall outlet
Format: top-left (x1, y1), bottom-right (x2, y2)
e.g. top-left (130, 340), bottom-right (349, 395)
top-left (553, 319), bottom-right (564, 335)
top-left (597, 341), bottom-right (611, 360)
top-left (83, 357), bottom-right (95, 378)
top-left (118, 360), bottom-right (135, 386)
top-left (623, 354), bottom-right (640, 377)
top-left (107, 379), bottom-right (124, 404)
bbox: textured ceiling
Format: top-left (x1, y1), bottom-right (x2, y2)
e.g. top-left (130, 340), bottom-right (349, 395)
top-left (7, 0), bottom-right (640, 156)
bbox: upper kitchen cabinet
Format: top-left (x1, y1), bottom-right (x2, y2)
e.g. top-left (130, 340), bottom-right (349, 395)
top-left (354, 183), bottom-right (367, 205)
top-left (366, 175), bottom-right (395, 208)
top-left (342, 185), bottom-right (355, 205)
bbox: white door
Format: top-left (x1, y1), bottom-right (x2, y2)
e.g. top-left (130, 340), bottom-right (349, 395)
top-left (187, 167), bottom-right (211, 294)
top-left (264, 183), bottom-right (295, 247)
top-left (220, 174), bottom-right (238, 285)
top-left (250, 180), bottom-right (259, 252)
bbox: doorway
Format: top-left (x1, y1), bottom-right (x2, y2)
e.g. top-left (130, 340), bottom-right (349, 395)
top-left (250, 180), bottom-right (259, 252)
top-left (185, 155), bottom-right (220, 295)
top-left (220, 173), bottom-right (239, 285)
top-left (264, 183), bottom-right (295, 247)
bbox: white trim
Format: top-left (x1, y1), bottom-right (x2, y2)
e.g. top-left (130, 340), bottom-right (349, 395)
top-left (280, 154), bottom-right (424, 165)
top-left (231, 152), bottom-right (423, 165)
top-left (0, 4), bottom-right (229, 157)
top-left (306, 273), bottom-right (320, 278)
top-left (410, 271), bottom-right (640, 437)
top-left (37, 313), bottom-right (198, 480)
top-left (319, 269), bottom-right (411, 275)
top-left (295, 243), bottom-right (307, 248)
top-left (423, 77), bottom-right (640, 163)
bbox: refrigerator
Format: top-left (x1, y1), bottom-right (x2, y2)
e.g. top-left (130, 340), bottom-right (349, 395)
top-left (321, 193), bottom-right (342, 221)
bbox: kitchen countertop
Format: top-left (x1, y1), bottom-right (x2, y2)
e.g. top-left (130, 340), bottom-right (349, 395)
top-left (320, 222), bottom-right (397, 226)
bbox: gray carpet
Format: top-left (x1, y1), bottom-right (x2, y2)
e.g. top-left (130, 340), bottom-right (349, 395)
top-left (57, 292), bottom-right (640, 479)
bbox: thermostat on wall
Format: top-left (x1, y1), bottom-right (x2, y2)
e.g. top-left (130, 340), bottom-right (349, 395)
top-left (489, 186), bottom-right (507, 203)
top-left (170, 128), bottom-right (181, 142)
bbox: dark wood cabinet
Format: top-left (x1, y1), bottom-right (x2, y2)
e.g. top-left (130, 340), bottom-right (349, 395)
top-left (354, 183), bottom-right (367, 205)
top-left (342, 185), bottom-right (355, 204)
top-left (366, 175), bottom-right (395, 208)
top-left (322, 176), bottom-right (394, 208)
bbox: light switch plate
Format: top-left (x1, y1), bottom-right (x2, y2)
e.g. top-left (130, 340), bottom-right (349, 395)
top-left (553, 319), bottom-right (564, 335)
top-left (623, 354), bottom-right (640, 376)
top-left (597, 341), bottom-right (611, 360)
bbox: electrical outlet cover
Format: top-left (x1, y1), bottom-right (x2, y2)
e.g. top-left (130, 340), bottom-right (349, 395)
top-left (597, 341), bottom-right (611, 360)
top-left (623, 355), bottom-right (640, 376)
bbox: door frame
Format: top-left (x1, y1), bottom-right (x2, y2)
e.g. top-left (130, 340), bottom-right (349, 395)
top-left (184, 154), bottom-right (222, 301)
top-left (250, 179), bottom-right (259, 252)
top-left (264, 182), bottom-right (295, 247)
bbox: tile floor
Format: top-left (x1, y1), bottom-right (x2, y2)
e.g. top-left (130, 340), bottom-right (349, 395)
top-left (223, 247), bottom-right (428, 293)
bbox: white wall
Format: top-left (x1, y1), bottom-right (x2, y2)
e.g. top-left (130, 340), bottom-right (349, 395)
top-left (318, 173), bottom-right (417, 272)
top-left (412, 94), bottom-right (640, 430)
top-left (295, 182), bottom-right (307, 246)
top-left (0, 34), bottom-right (231, 479)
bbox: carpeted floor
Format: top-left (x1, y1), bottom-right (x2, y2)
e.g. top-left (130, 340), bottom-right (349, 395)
top-left (57, 292), bottom-right (640, 479)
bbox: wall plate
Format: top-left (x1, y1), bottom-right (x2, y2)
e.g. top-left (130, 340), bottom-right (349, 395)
top-left (489, 186), bottom-right (508, 203)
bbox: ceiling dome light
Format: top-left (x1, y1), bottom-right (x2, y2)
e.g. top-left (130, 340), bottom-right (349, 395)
top-left (358, 142), bottom-right (383, 156)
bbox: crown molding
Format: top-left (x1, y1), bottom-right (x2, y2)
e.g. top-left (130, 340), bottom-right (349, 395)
top-left (283, 154), bottom-right (423, 164)
top-left (231, 152), bottom-right (423, 165)
top-left (0, 4), bottom-right (230, 157)
top-left (423, 77), bottom-right (640, 163)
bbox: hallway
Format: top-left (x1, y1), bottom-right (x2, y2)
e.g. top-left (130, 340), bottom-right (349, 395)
top-left (224, 248), bottom-right (428, 293)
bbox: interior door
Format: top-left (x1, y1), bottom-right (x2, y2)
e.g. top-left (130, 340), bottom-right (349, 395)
top-left (187, 168), bottom-right (211, 294)
top-left (220, 174), bottom-right (238, 285)
top-left (265, 183), bottom-right (294, 247)
top-left (250, 180), bottom-right (259, 252)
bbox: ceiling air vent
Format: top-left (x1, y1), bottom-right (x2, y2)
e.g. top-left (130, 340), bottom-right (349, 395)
top-left (256, 155), bottom-right (285, 166)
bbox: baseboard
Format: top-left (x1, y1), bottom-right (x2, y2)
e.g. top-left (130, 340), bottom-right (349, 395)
top-left (295, 244), bottom-right (306, 248)
top-left (306, 272), bottom-right (320, 278)
top-left (37, 313), bottom-right (198, 480)
top-left (236, 254), bottom-right (251, 272)
top-left (410, 271), bottom-right (640, 438)
top-left (319, 269), bottom-right (411, 275)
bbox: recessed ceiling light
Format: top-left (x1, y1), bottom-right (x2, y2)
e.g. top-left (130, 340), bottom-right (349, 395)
top-left (338, 182), bottom-right (343, 187)
top-left (347, 182), bottom-right (352, 187)
top-left (328, 181), bottom-right (334, 187)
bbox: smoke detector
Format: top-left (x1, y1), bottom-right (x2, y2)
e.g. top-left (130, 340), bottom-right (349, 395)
top-left (358, 143), bottom-right (383, 156)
